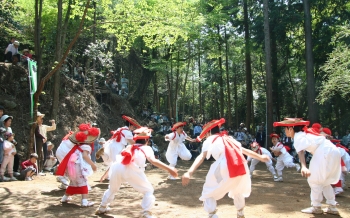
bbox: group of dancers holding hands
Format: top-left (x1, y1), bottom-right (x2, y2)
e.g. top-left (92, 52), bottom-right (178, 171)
top-left (54, 115), bottom-right (347, 217)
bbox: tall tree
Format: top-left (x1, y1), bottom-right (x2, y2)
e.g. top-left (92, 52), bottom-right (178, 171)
top-left (243, 0), bottom-right (252, 131)
top-left (303, 0), bottom-right (317, 123)
top-left (263, 0), bottom-right (273, 145)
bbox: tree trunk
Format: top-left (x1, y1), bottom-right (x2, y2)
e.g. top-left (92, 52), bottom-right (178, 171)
top-left (243, 0), bottom-right (252, 132)
top-left (182, 41), bottom-right (191, 118)
top-left (52, 0), bottom-right (63, 120)
top-left (174, 49), bottom-right (180, 121)
top-left (217, 26), bottom-right (225, 118)
top-left (153, 72), bottom-right (159, 112)
top-left (263, 0), bottom-right (273, 147)
top-left (303, 0), bottom-right (318, 123)
top-left (34, 0), bottom-right (43, 79)
top-left (198, 40), bottom-right (202, 117)
top-left (224, 27), bottom-right (232, 127)
top-left (234, 67), bottom-right (238, 128)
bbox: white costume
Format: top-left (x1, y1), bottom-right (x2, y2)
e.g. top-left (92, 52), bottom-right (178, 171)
top-left (271, 142), bottom-right (298, 176)
top-left (294, 132), bottom-right (341, 207)
top-left (200, 135), bottom-right (251, 214)
top-left (337, 147), bottom-right (350, 188)
top-left (100, 144), bottom-right (156, 212)
top-left (165, 131), bottom-right (191, 168)
top-left (102, 126), bottom-right (133, 166)
top-left (247, 147), bottom-right (276, 177)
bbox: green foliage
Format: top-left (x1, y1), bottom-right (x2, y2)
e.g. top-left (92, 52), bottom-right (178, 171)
top-left (318, 25), bottom-right (350, 104)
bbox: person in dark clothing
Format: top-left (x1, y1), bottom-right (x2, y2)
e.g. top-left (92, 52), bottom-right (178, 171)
top-left (255, 127), bottom-right (266, 147)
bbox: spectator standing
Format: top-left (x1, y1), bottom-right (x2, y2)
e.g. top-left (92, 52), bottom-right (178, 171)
top-left (111, 79), bottom-right (118, 94)
top-left (0, 132), bottom-right (17, 181)
top-left (0, 106), bottom-right (5, 166)
top-left (341, 130), bottom-right (349, 147)
top-left (193, 122), bottom-right (202, 138)
top-left (34, 112), bottom-right (56, 171)
top-left (333, 131), bottom-right (341, 140)
top-left (4, 41), bottom-right (20, 63)
top-left (120, 74), bottom-right (129, 93)
top-left (91, 123), bottom-right (99, 163)
top-left (255, 127), bottom-right (266, 148)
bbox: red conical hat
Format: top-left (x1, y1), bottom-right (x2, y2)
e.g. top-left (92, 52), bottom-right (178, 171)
top-left (171, 122), bottom-right (187, 131)
top-left (273, 118), bottom-right (310, 127)
top-left (122, 115), bottom-right (141, 128)
top-left (196, 118), bottom-right (225, 142)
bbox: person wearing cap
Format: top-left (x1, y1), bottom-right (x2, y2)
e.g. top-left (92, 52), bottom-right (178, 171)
top-left (247, 141), bottom-right (277, 180)
top-left (43, 141), bottom-right (58, 172)
top-left (164, 122), bottom-right (195, 180)
top-left (274, 118), bottom-right (341, 215)
top-left (35, 111), bottom-right (56, 171)
top-left (0, 115), bottom-right (13, 166)
top-left (20, 153), bottom-right (38, 181)
top-left (182, 118), bottom-right (270, 218)
top-left (21, 49), bottom-right (33, 66)
top-left (0, 132), bottom-right (17, 181)
top-left (95, 127), bottom-right (178, 217)
top-left (269, 133), bottom-right (300, 182)
top-left (4, 40), bottom-right (20, 63)
top-left (0, 106), bottom-right (6, 165)
top-left (56, 123), bottom-right (100, 207)
top-left (101, 115), bottom-right (141, 167)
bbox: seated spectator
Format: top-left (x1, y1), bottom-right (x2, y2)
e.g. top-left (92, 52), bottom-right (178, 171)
top-left (0, 132), bottom-right (17, 181)
top-left (20, 153), bottom-right (38, 181)
top-left (43, 141), bottom-right (58, 172)
top-left (193, 122), bottom-right (202, 138)
top-left (158, 115), bottom-right (164, 124)
top-left (147, 118), bottom-right (158, 131)
top-left (20, 49), bottom-right (33, 66)
top-left (111, 79), bottom-right (119, 94)
top-left (4, 41), bottom-right (20, 63)
top-left (188, 142), bottom-right (200, 160)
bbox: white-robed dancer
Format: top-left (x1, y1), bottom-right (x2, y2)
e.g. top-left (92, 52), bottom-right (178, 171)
top-left (269, 133), bottom-right (300, 182)
top-left (101, 115), bottom-right (141, 166)
top-left (182, 118), bottom-right (270, 218)
top-left (164, 122), bottom-right (195, 179)
top-left (56, 123), bottom-right (100, 207)
top-left (247, 141), bottom-right (277, 180)
top-left (274, 118), bottom-right (341, 215)
top-left (95, 127), bottom-right (178, 218)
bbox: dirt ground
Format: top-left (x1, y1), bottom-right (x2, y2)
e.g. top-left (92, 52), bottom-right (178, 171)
top-left (0, 160), bottom-right (350, 218)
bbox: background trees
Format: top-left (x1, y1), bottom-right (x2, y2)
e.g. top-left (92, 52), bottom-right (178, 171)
top-left (3, 0), bottom-right (350, 139)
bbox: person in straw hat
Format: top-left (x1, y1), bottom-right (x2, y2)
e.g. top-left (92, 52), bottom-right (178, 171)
top-left (55, 123), bottom-right (100, 207)
top-left (98, 115), bottom-right (141, 167)
top-left (269, 133), bottom-right (300, 182)
top-left (182, 118), bottom-right (270, 218)
top-left (274, 118), bottom-right (341, 215)
top-left (164, 121), bottom-right (196, 180)
top-left (247, 141), bottom-right (277, 180)
top-left (95, 127), bottom-right (178, 218)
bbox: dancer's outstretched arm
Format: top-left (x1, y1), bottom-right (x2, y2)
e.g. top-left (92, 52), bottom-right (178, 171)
top-left (182, 151), bottom-right (207, 186)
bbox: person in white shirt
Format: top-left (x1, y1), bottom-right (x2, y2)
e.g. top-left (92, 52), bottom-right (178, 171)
top-left (4, 41), bottom-right (20, 63)
top-left (95, 127), bottom-right (178, 217)
top-left (269, 133), bottom-right (300, 182)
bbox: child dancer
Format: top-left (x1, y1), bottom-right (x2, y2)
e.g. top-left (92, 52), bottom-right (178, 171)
top-left (182, 118), bottom-right (270, 218)
top-left (0, 132), bottom-right (17, 181)
top-left (99, 115), bottom-right (141, 166)
top-left (269, 133), bottom-right (300, 182)
top-left (164, 122), bottom-right (195, 179)
top-left (274, 118), bottom-right (341, 215)
top-left (95, 127), bottom-right (178, 218)
top-left (56, 123), bottom-right (100, 207)
top-left (247, 141), bottom-right (277, 180)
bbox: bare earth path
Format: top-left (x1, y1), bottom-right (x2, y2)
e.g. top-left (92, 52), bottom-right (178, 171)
top-left (1, 160), bottom-right (349, 217)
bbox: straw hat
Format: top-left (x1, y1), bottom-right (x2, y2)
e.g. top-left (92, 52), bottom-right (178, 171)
top-left (171, 122), bottom-right (187, 131)
top-left (37, 111), bottom-right (45, 118)
top-left (68, 123), bottom-right (100, 144)
top-left (273, 118), bottom-right (310, 127)
top-left (196, 118), bottom-right (225, 142)
top-left (122, 115), bottom-right (141, 128)
top-left (133, 127), bottom-right (152, 141)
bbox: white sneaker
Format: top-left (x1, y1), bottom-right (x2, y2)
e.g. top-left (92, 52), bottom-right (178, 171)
top-left (301, 206), bottom-right (323, 214)
top-left (141, 211), bottom-right (156, 218)
top-left (81, 199), bottom-right (94, 207)
top-left (9, 177), bottom-right (17, 181)
top-left (95, 205), bottom-right (111, 215)
top-left (60, 195), bottom-right (72, 203)
top-left (58, 184), bottom-right (67, 190)
top-left (273, 175), bottom-right (278, 180)
top-left (57, 176), bottom-right (69, 186)
top-left (274, 177), bottom-right (283, 182)
top-left (323, 205), bottom-right (339, 215)
top-left (334, 187), bottom-right (343, 195)
top-left (208, 209), bottom-right (218, 218)
top-left (2, 176), bottom-right (10, 182)
top-left (167, 175), bottom-right (177, 180)
top-left (295, 163), bottom-right (301, 172)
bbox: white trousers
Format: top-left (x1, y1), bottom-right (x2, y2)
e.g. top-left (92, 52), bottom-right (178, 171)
top-left (166, 143), bottom-right (191, 167)
top-left (0, 155), bottom-right (14, 175)
top-left (275, 154), bottom-right (296, 176)
top-left (249, 159), bottom-right (276, 176)
top-left (100, 162), bottom-right (155, 212)
top-left (203, 194), bottom-right (245, 214)
top-left (309, 183), bottom-right (336, 207)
